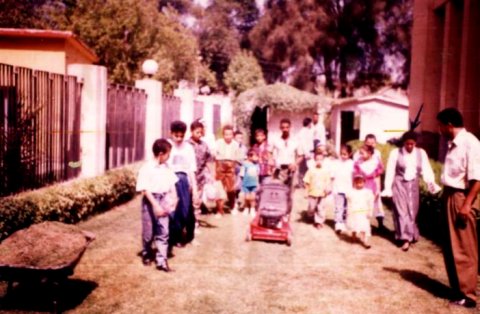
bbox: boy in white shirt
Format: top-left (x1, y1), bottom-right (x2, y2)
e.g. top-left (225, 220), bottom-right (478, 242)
top-left (136, 139), bottom-right (178, 272)
top-left (168, 121), bottom-right (198, 247)
top-left (331, 144), bottom-right (354, 233)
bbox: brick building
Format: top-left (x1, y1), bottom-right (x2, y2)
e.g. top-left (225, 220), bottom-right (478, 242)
top-left (409, 0), bottom-right (480, 159)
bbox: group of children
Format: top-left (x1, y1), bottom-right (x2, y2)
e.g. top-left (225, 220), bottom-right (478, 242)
top-left (136, 120), bottom-right (276, 272)
top-left (303, 134), bottom-right (385, 249)
top-left (136, 116), bottom-right (385, 272)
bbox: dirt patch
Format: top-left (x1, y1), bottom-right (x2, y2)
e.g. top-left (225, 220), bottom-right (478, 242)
top-left (0, 221), bottom-right (94, 269)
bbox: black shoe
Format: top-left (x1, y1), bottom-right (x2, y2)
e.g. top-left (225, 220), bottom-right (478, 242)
top-left (141, 252), bottom-right (153, 266)
top-left (450, 298), bottom-right (476, 308)
top-left (156, 262), bottom-right (173, 272)
top-left (376, 217), bottom-right (384, 229)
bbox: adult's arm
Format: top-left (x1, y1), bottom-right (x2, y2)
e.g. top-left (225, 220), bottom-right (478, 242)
top-left (382, 148), bottom-right (398, 196)
top-left (460, 180), bottom-right (480, 217)
top-left (420, 149), bottom-right (436, 183)
top-left (460, 137), bottom-right (480, 216)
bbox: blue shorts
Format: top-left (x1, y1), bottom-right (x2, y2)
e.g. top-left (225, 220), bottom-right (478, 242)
top-left (241, 186), bottom-right (258, 193)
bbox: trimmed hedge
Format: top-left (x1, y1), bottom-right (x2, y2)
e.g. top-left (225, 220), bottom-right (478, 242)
top-left (0, 164), bottom-right (139, 241)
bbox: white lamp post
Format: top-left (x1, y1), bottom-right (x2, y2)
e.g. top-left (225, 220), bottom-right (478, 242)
top-left (142, 59), bottom-right (158, 78)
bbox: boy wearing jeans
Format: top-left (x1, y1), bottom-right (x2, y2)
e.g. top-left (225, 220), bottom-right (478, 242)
top-left (136, 139), bottom-right (178, 272)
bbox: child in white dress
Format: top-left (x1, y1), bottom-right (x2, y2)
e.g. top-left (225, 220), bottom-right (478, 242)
top-left (346, 174), bottom-right (374, 249)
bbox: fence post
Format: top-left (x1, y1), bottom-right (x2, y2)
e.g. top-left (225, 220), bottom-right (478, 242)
top-left (174, 87), bottom-right (194, 128)
top-left (135, 78), bottom-right (162, 159)
top-left (67, 64), bottom-right (107, 177)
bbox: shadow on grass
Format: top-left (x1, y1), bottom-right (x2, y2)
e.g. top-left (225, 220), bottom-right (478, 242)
top-left (383, 267), bottom-right (451, 300)
top-left (335, 231), bottom-right (358, 245)
top-left (372, 225), bottom-right (397, 246)
top-left (0, 278), bottom-right (97, 313)
top-left (295, 210), bottom-right (314, 224)
top-left (376, 198), bottom-right (399, 246)
top-left (335, 231), bottom-right (373, 250)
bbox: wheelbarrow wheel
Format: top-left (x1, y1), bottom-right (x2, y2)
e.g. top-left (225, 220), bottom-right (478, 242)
top-left (245, 228), bottom-right (252, 242)
top-left (286, 234), bottom-right (292, 246)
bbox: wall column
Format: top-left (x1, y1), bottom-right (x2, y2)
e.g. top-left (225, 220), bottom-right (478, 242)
top-left (135, 79), bottom-right (163, 158)
top-left (67, 64), bottom-right (107, 178)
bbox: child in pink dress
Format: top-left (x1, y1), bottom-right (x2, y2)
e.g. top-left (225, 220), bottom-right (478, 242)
top-left (353, 145), bottom-right (384, 229)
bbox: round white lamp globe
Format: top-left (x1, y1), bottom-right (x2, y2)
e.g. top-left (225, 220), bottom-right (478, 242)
top-left (142, 59), bottom-right (158, 76)
top-left (318, 74), bottom-right (326, 85)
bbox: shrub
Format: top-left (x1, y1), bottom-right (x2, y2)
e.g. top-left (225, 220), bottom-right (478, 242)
top-left (0, 164), bottom-right (139, 241)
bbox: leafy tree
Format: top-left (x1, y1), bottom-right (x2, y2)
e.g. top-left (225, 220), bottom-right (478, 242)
top-left (0, 0), bottom-right (50, 28)
top-left (224, 50), bottom-right (265, 96)
top-left (158, 0), bottom-right (192, 14)
top-left (0, 0), bottom-right (202, 89)
top-left (197, 63), bottom-right (218, 91)
top-left (249, 0), bottom-right (329, 92)
top-left (196, 0), bottom-right (260, 89)
top-left (63, 0), bottom-right (165, 83)
top-left (149, 8), bottom-right (200, 91)
top-left (250, 0), bottom-right (411, 95)
top-left (198, 2), bottom-right (240, 90)
top-left (376, 0), bottom-right (412, 88)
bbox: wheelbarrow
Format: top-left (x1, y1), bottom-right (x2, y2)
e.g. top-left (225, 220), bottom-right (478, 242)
top-left (0, 221), bottom-right (95, 313)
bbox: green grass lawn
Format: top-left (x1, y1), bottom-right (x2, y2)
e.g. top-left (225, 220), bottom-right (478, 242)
top-left (0, 190), bottom-right (478, 313)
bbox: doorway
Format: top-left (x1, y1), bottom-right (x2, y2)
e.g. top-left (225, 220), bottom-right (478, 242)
top-left (250, 106), bottom-right (268, 145)
top-left (340, 111), bottom-right (359, 144)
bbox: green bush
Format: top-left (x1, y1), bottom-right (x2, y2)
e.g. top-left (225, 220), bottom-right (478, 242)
top-left (0, 164), bottom-right (139, 241)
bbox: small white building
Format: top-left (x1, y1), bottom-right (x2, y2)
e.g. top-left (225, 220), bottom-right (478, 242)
top-left (330, 88), bottom-right (409, 153)
top-left (235, 83), bottom-right (331, 144)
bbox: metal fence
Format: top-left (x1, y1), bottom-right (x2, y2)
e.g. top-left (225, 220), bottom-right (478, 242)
top-left (161, 95), bottom-right (181, 137)
top-left (0, 64), bottom-right (82, 197)
top-left (106, 84), bottom-right (146, 170)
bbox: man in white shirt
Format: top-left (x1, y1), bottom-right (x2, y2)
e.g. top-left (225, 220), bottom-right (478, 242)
top-left (437, 108), bottom-right (480, 309)
top-left (272, 118), bottom-right (303, 187)
top-left (312, 111), bottom-right (326, 147)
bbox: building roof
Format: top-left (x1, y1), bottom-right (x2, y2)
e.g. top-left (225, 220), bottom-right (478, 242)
top-left (0, 28), bottom-right (98, 63)
top-left (331, 87), bottom-right (409, 108)
top-left (235, 82), bottom-right (332, 128)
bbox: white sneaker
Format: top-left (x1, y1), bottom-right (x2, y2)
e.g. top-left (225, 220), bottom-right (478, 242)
top-left (231, 208), bottom-right (238, 215)
top-left (242, 209), bottom-right (249, 216)
top-left (335, 222), bottom-right (346, 233)
top-left (214, 213), bottom-right (222, 219)
top-left (250, 208), bottom-right (256, 217)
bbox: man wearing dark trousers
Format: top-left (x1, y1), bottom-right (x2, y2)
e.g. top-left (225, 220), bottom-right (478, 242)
top-left (437, 108), bottom-right (480, 309)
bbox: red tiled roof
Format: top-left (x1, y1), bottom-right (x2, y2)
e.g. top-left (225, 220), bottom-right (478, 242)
top-left (0, 28), bottom-right (98, 63)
